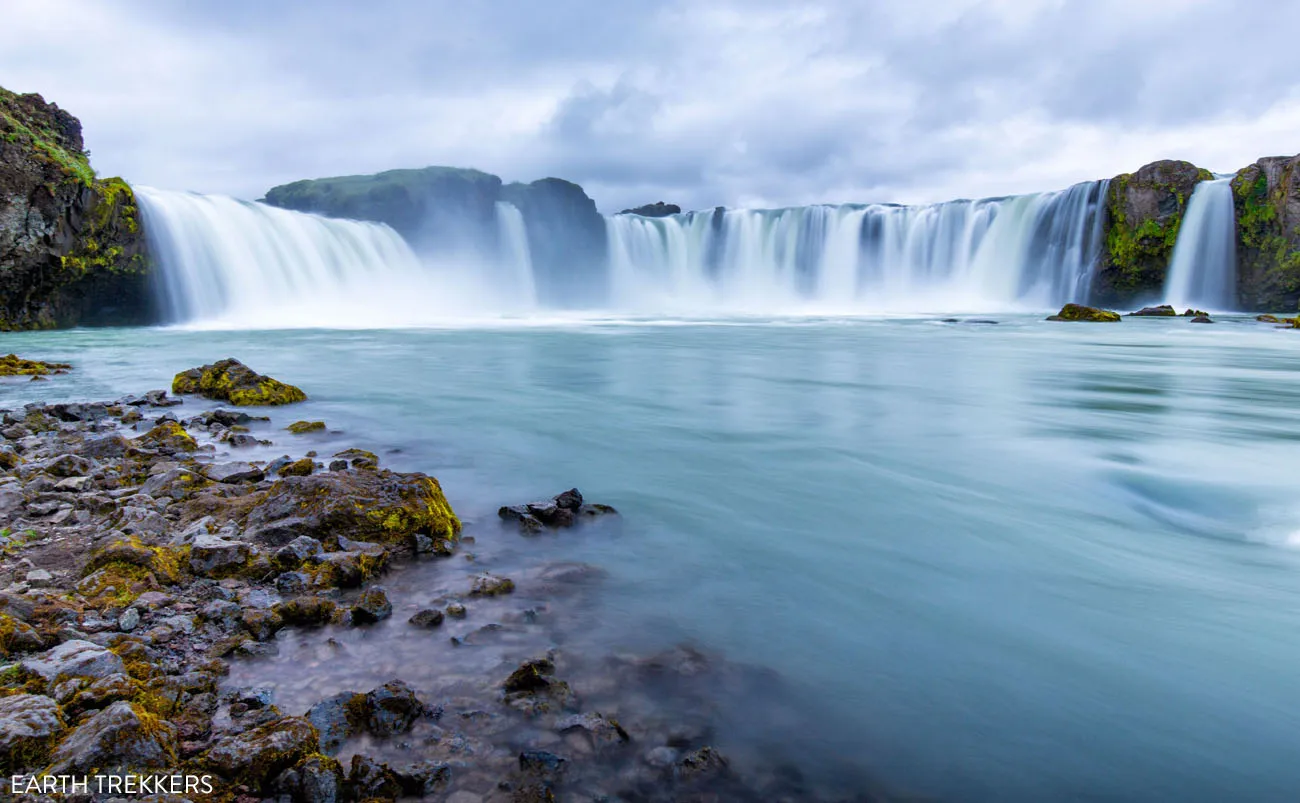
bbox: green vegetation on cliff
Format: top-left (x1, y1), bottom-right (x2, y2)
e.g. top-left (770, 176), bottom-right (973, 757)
top-left (0, 86), bottom-right (95, 185)
top-left (1232, 157), bottom-right (1300, 311)
top-left (1093, 161), bottom-right (1213, 305)
top-left (0, 86), bottom-right (152, 330)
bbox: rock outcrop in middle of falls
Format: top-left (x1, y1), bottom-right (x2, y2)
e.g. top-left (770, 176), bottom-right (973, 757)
top-left (1091, 159), bottom-right (1215, 307)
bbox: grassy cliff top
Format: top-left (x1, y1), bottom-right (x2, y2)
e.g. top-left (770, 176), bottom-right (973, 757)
top-left (0, 86), bottom-right (96, 184)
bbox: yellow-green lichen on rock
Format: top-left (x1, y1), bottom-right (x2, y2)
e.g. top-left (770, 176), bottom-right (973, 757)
top-left (172, 358), bottom-right (307, 406)
top-left (134, 420), bottom-right (198, 453)
top-left (287, 420), bottom-right (326, 434)
top-left (1047, 303), bottom-right (1121, 322)
top-left (0, 354), bottom-right (71, 376)
top-left (243, 470), bottom-right (460, 549)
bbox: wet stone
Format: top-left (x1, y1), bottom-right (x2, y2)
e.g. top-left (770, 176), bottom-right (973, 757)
top-left (351, 586), bottom-right (392, 624)
top-left (307, 692), bottom-right (361, 754)
top-left (22, 639), bottom-right (126, 681)
top-left (363, 679), bottom-right (424, 736)
top-left (409, 608), bottom-right (445, 628)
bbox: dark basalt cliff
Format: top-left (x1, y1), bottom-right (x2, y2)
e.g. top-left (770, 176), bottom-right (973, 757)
top-left (1090, 159), bottom-right (1213, 307)
top-left (1231, 154), bottom-right (1300, 312)
top-left (263, 169), bottom-right (609, 306)
top-left (0, 87), bottom-right (152, 330)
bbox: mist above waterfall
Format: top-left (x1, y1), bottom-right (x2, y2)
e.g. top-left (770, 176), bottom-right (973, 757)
top-left (137, 179), bottom-right (1112, 328)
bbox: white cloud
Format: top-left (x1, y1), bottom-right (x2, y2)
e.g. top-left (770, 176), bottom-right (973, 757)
top-left (1, 0), bottom-right (1296, 212)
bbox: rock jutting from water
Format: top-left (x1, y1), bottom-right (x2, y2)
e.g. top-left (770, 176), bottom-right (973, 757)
top-left (1047, 303), bottom-right (1122, 322)
top-left (171, 357), bottom-right (307, 406)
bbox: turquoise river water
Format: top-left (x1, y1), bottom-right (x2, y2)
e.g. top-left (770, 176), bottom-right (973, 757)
top-left (4, 314), bottom-right (1300, 801)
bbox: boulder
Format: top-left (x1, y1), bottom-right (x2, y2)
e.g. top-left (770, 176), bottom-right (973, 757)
top-left (275, 596), bottom-right (339, 626)
top-left (306, 692), bottom-right (362, 754)
top-left (171, 358), bottom-right (307, 405)
top-left (188, 534), bottom-right (252, 577)
top-left (275, 753), bottom-right (345, 803)
top-left (351, 586), bottom-right (392, 624)
top-left (1191, 315), bottom-right (1215, 323)
top-left (134, 420), bottom-right (198, 452)
top-left (408, 608), bottom-right (445, 628)
top-left (0, 694), bottom-right (65, 770)
top-left (22, 639), bottom-right (126, 681)
top-left (201, 715), bottom-right (319, 789)
top-left (362, 679), bottom-right (424, 736)
top-left (1047, 303), bottom-right (1121, 322)
top-left (46, 701), bottom-right (178, 773)
top-left (204, 461), bottom-right (265, 484)
top-left (277, 457), bottom-right (315, 477)
top-left (243, 469), bottom-right (460, 548)
top-left (470, 573), bottom-right (515, 596)
top-left (0, 355), bottom-right (72, 376)
top-left (1128, 304), bottom-right (1177, 316)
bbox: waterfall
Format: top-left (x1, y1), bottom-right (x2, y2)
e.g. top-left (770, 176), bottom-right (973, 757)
top-left (135, 187), bottom-right (535, 327)
top-left (494, 202), bottom-right (537, 308)
top-left (1163, 178), bottom-right (1237, 311)
top-left (605, 180), bottom-right (1109, 313)
top-left (137, 179), bottom-right (1112, 326)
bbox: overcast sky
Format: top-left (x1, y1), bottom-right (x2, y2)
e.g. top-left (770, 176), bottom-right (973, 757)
top-left (3, 0), bottom-right (1297, 213)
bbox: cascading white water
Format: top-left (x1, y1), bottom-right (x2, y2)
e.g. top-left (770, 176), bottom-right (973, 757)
top-left (606, 180), bottom-right (1110, 313)
top-left (1163, 178), bottom-right (1237, 311)
top-left (494, 202), bottom-right (537, 308)
top-left (137, 179), bottom-right (1112, 326)
top-left (135, 187), bottom-right (534, 327)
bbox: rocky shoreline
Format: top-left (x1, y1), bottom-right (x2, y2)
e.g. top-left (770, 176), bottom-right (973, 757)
top-left (0, 359), bottom-right (882, 803)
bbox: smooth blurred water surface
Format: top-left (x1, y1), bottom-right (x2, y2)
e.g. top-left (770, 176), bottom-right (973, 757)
top-left (5, 314), bottom-right (1300, 801)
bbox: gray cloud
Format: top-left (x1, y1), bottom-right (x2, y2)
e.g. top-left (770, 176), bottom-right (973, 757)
top-left (2, 0), bottom-right (1297, 213)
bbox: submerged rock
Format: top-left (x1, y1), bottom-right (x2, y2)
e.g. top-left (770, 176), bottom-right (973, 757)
top-left (172, 358), bottom-right (307, 406)
top-left (469, 572), bottom-right (515, 596)
top-left (1047, 303), bottom-right (1121, 322)
top-left (1191, 315), bottom-right (1215, 323)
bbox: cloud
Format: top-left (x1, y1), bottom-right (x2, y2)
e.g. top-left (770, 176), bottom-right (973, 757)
top-left (1, 0), bottom-right (1296, 213)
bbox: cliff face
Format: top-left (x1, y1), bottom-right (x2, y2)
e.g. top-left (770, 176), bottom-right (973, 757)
top-left (0, 88), bottom-right (152, 330)
top-left (1090, 159), bottom-right (1213, 307)
top-left (263, 168), bottom-right (609, 305)
top-left (1231, 155), bottom-right (1300, 312)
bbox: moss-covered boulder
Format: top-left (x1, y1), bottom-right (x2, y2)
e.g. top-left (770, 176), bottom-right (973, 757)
top-left (0, 87), bottom-right (153, 330)
top-left (0, 693), bottom-right (65, 771)
top-left (287, 420), bottom-right (325, 434)
top-left (172, 358), bottom-right (307, 405)
top-left (243, 469), bottom-right (460, 548)
top-left (1091, 160), bottom-right (1214, 306)
top-left (201, 715), bottom-right (319, 790)
top-left (1047, 303), bottom-right (1121, 322)
top-left (134, 420), bottom-right (198, 453)
top-left (1232, 154), bottom-right (1300, 311)
top-left (45, 700), bottom-right (178, 773)
top-left (0, 354), bottom-right (71, 376)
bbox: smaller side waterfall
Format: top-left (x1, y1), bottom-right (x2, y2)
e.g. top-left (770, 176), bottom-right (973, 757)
top-left (1164, 178), bottom-right (1237, 311)
top-left (494, 202), bottom-right (537, 308)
